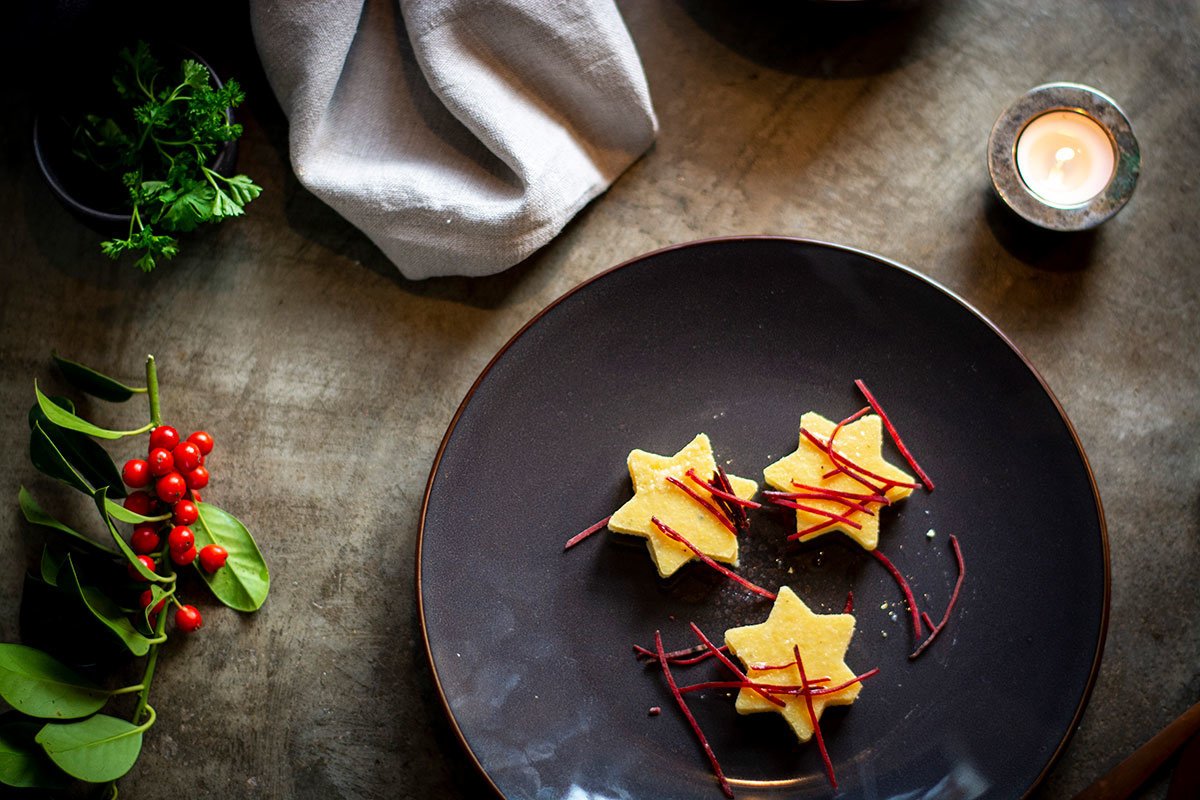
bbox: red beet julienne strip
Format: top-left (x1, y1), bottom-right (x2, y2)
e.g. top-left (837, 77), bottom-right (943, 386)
top-left (651, 518), bottom-right (777, 600)
top-left (767, 498), bottom-right (864, 529)
top-left (564, 515), bottom-right (611, 550)
top-left (794, 645), bottom-right (838, 791)
top-left (801, 427), bottom-right (922, 492)
top-left (799, 428), bottom-right (887, 494)
top-left (910, 535), bottom-right (965, 659)
top-left (822, 405), bottom-right (877, 492)
top-left (655, 631), bottom-right (734, 799)
top-left (790, 482), bottom-right (891, 505)
top-left (680, 668), bottom-right (879, 698)
top-left (665, 476), bottom-right (737, 533)
top-left (771, 492), bottom-right (877, 516)
top-left (716, 466), bottom-right (752, 531)
top-left (870, 548), bottom-right (923, 638)
top-left (855, 378), bottom-right (935, 491)
top-left (686, 468), bottom-right (763, 510)
top-left (688, 622), bottom-right (786, 708)
top-left (708, 467), bottom-right (748, 532)
top-left (634, 642), bottom-right (730, 665)
top-left (683, 468), bottom-right (752, 533)
top-left (843, 590), bottom-right (854, 614)
top-left (788, 519), bottom-right (838, 541)
top-left (809, 667), bottom-right (880, 696)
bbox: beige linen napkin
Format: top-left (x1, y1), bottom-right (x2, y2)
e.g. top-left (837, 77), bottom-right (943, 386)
top-left (250, 0), bottom-right (658, 279)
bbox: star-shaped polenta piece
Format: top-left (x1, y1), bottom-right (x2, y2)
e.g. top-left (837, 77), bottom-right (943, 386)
top-left (763, 412), bottom-right (914, 550)
top-left (608, 434), bottom-right (758, 578)
top-left (724, 586), bottom-right (861, 743)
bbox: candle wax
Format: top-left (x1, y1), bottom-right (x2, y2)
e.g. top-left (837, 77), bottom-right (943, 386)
top-left (1015, 110), bottom-right (1116, 207)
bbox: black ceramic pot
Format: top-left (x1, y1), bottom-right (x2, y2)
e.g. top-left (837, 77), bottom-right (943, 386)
top-left (31, 43), bottom-right (238, 234)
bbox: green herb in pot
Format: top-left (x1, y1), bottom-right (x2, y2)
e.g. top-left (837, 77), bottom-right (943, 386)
top-left (73, 41), bottom-right (262, 272)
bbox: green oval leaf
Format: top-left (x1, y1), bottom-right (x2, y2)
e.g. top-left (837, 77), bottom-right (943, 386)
top-left (30, 422), bottom-right (91, 494)
top-left (18, 487), bottom-right (117, 556)
top-left (193, 503), bottom-right (269, 612)
top-left (59, 556), bottom-right (152, 657)
top-left (36, 714), bottom-right (143, 782)
top-left (40, 547), bottom-right (67, 587)
top-left (52, 354), bottom-right (142, 403)
top-left (28, 398), bottom-right (125, 499)
top-left (93, 489), bottom-right (167, 585)
top-left (103, 498), bottom-right (167, 526)
top-left (0, 720), bottom-right (72, 789)
top-left (0, 645), bottom-right (109, 719)
top-left (34, 382), bottom-right (149, 440)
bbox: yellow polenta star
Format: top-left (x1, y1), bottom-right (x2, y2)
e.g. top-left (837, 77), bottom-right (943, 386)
top-left (763, 412), bottom-right (914, 550)
top-left (607, 433), bottom-right (758, 578)
top-left (724, 586), bottom-right (861, 743)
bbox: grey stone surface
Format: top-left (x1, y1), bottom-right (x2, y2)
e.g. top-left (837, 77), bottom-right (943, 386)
top-left (1, 1), bottom-right (1197, 798)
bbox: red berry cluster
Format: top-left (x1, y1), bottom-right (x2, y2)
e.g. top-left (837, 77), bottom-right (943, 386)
top-left (121, 425), bottom-right (229, 633)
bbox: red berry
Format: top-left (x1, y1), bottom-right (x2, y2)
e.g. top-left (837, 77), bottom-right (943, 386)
top-left (155, 473), bottom-right (186, 504)
top-left (121, 459), bottom-right (151, 488)
top-left (171, 545), bottom-right (198, 566)
top-left (187, 431), bottom-right (214, 456)
top-left (139, 589), bottom-right (166, 614)
top-left (174, 604), bottom-right (202, 633)
top-left (128, 555), bottom-right (156, 581)
top-left (198, 544), bottom-right (229, 573)
top-left (148, 425), bottom-right (180, 452)
top-left (123, 491), bottom-right (153, 516)
top-left (130, 524), bottom-right (160, 554)
top-left (147, 447), bottom-right (174, 477)
top-left (172, 441), bottom-right (202, 472)
top-left (183, 466), bottom-right (209, 490)
top-left (167, 525), bottom-right (194, 553)
top-left (172, 500), bottom-right (199, 526)
top-left (189, 491), bottom-right (202, 504)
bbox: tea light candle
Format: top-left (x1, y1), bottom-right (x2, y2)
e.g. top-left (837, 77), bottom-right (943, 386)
top-left (1016, 111), bottom-right (1115, 206)
top-left (988, 83), bottom-right (1139, 231)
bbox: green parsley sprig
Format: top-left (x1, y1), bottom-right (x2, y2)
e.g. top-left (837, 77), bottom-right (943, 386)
top-left (73, 42), bottom-right (262, 272)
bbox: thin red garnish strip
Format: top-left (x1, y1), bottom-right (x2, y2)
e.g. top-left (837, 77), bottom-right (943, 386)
top-left (794, 645), bottom-right (838, 791)
top-left (766, 490), bottom-right (878, 516)
top-left (634, 641), bottom-right (730, 666)
top-left (654, 630), bottom-right (734, 798)
top-left (688, 622), bottom-right (784, 708)
top-left (909, 535), bottom-right (964, 659)
top-left (650, 517), bottom-right (776, 601)
top-left (843, 590), bottom-right (854, 614)
top-left (791, 483), bottom-right (890, 504)
top-left (686, 467), bottom-right (760, 532)
top-left (769, 498), bottom-right (864, 531)
top-left (801, 428), bottom-right (921, 493)
top-left (564, 515), bottom-right (611, 550)
top-left (665, 475), bottom-right (737, 533)
top-left (870, 536), bottom-right (966, 658)
top-left (855, 378), bottom-right (935, 491)
top-left (869, 548), bottom-right (923, 638)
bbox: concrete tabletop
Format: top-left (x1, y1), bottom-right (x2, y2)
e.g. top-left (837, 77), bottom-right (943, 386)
top-left (1, 1), bottom-right (1197, 798)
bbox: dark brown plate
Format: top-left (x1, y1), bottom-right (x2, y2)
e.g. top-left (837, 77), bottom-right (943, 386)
top-left (418, 237), bottom-right (1109, 799)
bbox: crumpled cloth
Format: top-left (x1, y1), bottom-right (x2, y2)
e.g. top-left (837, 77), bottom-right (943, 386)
top-left (250, 0), bottom-right (658, 280)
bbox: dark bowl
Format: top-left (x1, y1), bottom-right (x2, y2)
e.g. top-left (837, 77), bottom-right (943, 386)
top-left (31, 43), bottom-right (238, 235)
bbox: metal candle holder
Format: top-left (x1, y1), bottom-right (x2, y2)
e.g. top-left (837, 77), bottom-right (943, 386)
top-left (988, 82), bottom-right (1140, 231)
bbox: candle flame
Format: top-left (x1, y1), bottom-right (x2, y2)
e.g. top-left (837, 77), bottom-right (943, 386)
top-left (1047, 146), bottom-right (1077, 187)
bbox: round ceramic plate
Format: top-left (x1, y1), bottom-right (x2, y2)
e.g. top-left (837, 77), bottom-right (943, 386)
top-left (418, 237), bottom-right (1109, 800)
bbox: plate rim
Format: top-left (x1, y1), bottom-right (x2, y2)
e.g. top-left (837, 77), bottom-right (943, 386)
top-left (416, 234), bottom-right (1111, 799)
